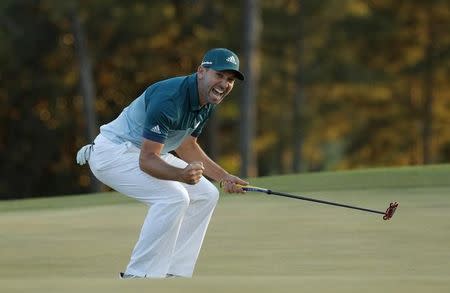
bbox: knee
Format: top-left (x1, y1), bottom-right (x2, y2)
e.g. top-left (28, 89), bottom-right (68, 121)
top-left (211, 186), bottom-right (220, 203)
top-left (203, 184), bottom-right (220, 205)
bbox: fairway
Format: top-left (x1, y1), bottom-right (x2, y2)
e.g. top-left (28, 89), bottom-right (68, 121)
top-left (1, 165), bottom-right (449, 292)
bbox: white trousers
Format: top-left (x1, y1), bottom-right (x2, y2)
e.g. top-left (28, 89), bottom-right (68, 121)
top-left (88, 134), bottom-right (219, 278)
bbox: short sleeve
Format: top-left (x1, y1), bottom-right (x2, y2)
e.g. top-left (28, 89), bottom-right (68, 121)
top-left (143, 100), bottom-right (177, 144)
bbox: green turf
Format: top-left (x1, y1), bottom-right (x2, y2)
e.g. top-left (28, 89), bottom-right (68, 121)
top-left (1, 165), bottom-right (449, 292)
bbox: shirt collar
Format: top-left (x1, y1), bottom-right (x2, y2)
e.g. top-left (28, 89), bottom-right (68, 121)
top-left (188, 73), bottom-right (202, 111)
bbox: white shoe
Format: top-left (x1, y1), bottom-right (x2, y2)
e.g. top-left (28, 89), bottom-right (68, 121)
top-left (166, 273), bottom-right (183, 278)
top-left (119, 272), bottom-right (143, 279)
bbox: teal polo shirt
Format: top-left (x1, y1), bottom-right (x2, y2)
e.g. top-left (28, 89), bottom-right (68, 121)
top-left (100, 73), bottom-right (215, 154)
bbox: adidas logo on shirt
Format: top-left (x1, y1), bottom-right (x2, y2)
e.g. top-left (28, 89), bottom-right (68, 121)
top-left (226, 56), bottom-right (237, 65)
top-left (150, 125), bottom-right (162, 134)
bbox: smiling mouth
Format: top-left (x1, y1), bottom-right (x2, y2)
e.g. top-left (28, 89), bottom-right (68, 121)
top-left (211, 87), bottom-right (224, 99)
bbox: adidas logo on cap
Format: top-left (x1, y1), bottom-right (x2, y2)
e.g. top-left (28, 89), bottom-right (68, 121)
top-left (226, 56), bottom-right (237, 65)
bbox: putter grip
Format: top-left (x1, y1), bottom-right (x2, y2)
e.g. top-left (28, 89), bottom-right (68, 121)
top-left (220, 182), bottom-right (268, 193)
top-left (241, 186), bottom-right (269, 192)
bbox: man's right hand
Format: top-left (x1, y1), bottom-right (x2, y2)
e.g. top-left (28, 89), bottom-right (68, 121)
top-left (181, 161), bottom-right (204, 185)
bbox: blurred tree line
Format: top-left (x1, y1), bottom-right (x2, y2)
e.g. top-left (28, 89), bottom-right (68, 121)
top-left (1, 0), bottom-right (449, 199)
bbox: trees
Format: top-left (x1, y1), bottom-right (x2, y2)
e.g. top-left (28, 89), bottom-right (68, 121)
top-left (0, 0), bottom-right (449, 198)
top-left (327, 0), bottom-right (450, 168)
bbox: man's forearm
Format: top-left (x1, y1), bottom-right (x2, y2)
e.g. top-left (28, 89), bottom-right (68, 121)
top-left (176, 142), bottom-right (229, 182)
top-left (201, 155), bottom-right (229, 182)
top-left (139, 153), bottom-right (184, 181)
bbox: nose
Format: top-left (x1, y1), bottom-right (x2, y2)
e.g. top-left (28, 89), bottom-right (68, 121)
top-left (220, 79), bottom-right (232, 89)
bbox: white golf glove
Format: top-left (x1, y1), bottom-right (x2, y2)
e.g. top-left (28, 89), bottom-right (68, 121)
top-left (76, 144), bottom-right (93, 165)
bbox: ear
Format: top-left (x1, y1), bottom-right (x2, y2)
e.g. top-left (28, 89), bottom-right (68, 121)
top-left (197, 66), bottom-right (206, 79)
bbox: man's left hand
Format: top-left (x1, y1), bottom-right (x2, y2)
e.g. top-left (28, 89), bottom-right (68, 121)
top-left (220, 175), bottom-right (248, 194)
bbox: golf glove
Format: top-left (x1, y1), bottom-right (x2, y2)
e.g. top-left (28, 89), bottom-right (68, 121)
top-left (76, 144), bottom-right (93, 165)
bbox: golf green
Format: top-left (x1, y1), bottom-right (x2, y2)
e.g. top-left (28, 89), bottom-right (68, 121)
top-left (1, 165), bottom-right (449, 292)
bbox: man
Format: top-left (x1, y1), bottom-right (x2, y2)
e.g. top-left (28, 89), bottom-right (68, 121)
top-left (76, 48), bottom-right (248, 278)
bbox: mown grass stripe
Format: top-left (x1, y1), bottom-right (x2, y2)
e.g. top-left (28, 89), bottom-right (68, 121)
top-left (1, 164), bottom-right (448, 213)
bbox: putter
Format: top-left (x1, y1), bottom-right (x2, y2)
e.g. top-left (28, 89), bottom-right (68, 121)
top-left (222, 183), bottom-right (398, 220)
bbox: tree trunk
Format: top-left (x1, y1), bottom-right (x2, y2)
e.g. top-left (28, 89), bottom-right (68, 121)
top-left (293, 5), bottom-right (306, 173)
top-left (422, 5), bottom-right (435, 165)
top-left (71, 8), bottom-right (101, 192)
top-left (240, 0), bottom-right (261, 178)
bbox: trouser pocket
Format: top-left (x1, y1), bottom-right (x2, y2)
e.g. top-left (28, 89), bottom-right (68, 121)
top-left (89, 136), bottom-right (135, 171)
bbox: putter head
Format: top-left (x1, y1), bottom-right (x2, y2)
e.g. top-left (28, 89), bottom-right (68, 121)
top-left (383, 202), bottom-right (399, 220)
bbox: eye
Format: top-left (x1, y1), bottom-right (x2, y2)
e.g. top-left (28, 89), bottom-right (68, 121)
top-left (216, 72), bottom-right (224, 79)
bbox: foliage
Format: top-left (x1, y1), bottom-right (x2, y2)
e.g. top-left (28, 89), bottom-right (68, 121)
top-left (0, 0), bottom-right (449, 198)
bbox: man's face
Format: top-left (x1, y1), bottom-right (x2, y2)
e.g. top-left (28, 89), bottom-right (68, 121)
top-left (197, 67), bottom-right (236, 105)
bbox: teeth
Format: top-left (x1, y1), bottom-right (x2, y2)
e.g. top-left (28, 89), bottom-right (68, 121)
top-left (213, 88), bottom-right (224, 94)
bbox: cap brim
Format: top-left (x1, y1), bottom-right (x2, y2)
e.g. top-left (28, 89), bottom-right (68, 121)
top-left (209, 66), bottom-right (245, 81)
top-left (230, 70), bottom-right (245, 81)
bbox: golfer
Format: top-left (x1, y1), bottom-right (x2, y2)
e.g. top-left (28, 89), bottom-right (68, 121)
top-left (76, 48), bottom-right (248, 278)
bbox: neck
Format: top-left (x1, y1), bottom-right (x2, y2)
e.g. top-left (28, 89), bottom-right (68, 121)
top-left (199, 95), bottom-right (207, 107)
top-left (197, 77), bottom-right (207, 107)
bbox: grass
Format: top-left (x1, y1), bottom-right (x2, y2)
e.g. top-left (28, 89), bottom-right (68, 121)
top-left (1, 164), bottom-right (449, 292)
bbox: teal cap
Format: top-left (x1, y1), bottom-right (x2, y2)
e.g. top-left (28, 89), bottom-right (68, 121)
top-left (200, 48), bottom-right (245, 80)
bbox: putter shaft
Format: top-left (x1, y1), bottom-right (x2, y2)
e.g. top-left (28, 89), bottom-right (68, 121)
top-left (235, 185), bottom-right (398, 220)
top-left (265, 189), bottom-right (386, 215)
